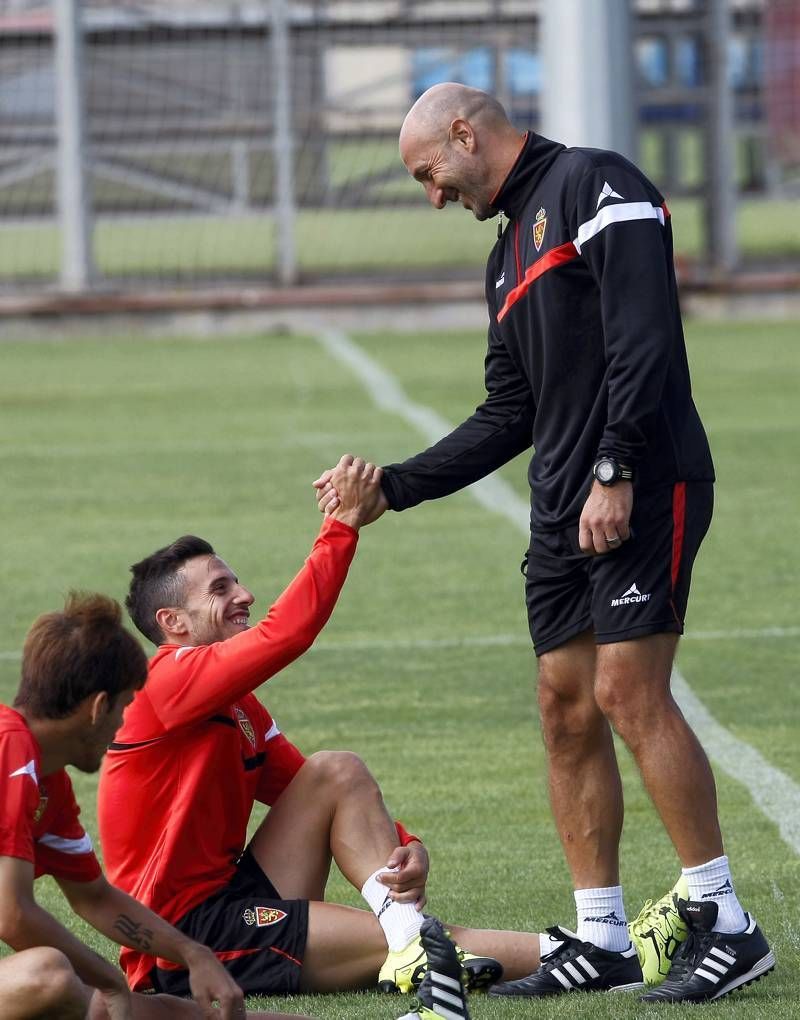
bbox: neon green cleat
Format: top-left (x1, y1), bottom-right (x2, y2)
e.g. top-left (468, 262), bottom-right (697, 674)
top-left (629, 876), bottom-right (690, 986)
top-left (379, 936), bottom-right (428, 994)
top-left (379, 926), bottom-right (502, 994)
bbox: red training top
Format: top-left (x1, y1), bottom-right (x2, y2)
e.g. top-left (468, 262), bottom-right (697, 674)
top-left (0, 704), bottom-right (101, 884)
top-left (99, 518), bottom-right (363, 990)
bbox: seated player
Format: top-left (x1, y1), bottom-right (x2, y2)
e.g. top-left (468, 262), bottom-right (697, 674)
top-left (0, 591), bottom-right (309, 1020)
top-left (98, 458), bottom-right (543, 998)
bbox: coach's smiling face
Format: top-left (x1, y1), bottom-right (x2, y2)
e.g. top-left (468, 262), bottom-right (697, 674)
top-left (400, 117), bottom-right (497, 222)
top-left (156, 554), bottom-right (254, 646)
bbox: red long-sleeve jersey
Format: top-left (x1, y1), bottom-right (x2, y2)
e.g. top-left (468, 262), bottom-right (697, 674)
top-left (98, 518), bottom-right (359, 990)
top-left (0, 705), bottom-right (101, 884)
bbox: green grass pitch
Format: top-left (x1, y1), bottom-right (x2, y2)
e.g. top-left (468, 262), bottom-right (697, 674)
top-left (0, 320), bottom-right (798, 1018)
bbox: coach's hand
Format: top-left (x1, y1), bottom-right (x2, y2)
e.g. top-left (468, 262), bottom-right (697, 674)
top-left (184, 943), bottom-right (244, 1019)
top-left (379, 841), bottom-right (430, 910)
top-left (579, 480), bottom-right (633, 555)
top-left (315, 454), bottom-right (389, 528)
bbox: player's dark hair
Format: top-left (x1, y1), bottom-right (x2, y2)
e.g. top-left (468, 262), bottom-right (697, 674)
top-left (14, 592), bottom-right (147, 720)
top-left (126, 535), bottom-right (215, 645)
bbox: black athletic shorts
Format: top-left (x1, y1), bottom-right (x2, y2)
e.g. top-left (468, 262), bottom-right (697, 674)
top-left (149, 848), bottom-right (309, 996)
top-left (523, 482), bottom-right (713, 656)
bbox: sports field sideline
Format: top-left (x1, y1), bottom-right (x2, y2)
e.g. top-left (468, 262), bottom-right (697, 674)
top-left (0, 320), bottom-right (797, 1018)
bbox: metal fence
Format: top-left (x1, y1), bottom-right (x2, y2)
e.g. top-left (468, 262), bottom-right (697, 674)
top-left (0, 0), bottom-right (796, 294)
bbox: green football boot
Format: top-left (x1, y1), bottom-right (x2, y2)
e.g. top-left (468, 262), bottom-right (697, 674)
top-left (379, 922), bottom-right (502, 993)
top-left (629, 876), bottom-right (690, 986)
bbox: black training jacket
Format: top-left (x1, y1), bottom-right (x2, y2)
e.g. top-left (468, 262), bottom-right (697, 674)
top-left (381, 132), bottom-right (714, 532)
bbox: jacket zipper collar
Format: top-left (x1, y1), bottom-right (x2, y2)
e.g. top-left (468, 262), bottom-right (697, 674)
top-left (493, 131), bottom-right (566, 220)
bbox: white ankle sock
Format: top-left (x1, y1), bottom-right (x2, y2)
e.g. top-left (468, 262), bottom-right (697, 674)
top-left (361, 867), bottom-right (423, 951)
top-left (574, 885), bottom-right (630, 952)
top-left (682, 855), bottom-right (747, 934)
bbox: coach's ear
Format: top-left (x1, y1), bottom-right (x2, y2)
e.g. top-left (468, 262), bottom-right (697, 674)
top-left (155, 606), bottom-right (187, 640)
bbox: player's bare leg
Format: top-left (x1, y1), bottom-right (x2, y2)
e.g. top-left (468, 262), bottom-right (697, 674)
top-left (248, 750), bottom-right (402, 897)
top-left (300, 901), bottom-right (541, 991)
top-left (594, 633), bottom-right (723, 865)
top-left (0, 948), bottom-right (89, 1020)
top-left (537, 629), bottom-right (623, 887)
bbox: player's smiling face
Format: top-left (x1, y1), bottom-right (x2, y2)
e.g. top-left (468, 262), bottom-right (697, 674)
top-left (176, 554), bottom-right (255, 645)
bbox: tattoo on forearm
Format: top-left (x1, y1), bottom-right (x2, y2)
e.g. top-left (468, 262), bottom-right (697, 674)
top-left (113, 914), bottom-right (154, 951)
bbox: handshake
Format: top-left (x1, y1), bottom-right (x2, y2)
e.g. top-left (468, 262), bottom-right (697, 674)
top-left (312, 454), bottom-right (388, 531)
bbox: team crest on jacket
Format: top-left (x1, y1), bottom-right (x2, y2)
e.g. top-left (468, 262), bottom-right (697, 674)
top-left (234, 705), bottom-right (256, 747)
top-left (243, 906), bottom-right (288, 927)
top-left (533, 207), bottom-right (547, 252)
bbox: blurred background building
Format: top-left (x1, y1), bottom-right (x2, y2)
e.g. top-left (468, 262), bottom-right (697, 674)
top-left (0, 0), bottom-right (797, 301)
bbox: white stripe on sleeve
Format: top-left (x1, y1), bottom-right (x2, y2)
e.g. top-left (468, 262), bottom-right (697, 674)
top-left (573, 201), bottom-right (665, 254)
top-left (38, 832), bottom-right (94, 855)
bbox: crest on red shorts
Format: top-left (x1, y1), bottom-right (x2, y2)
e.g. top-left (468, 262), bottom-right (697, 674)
top-left (533, 207), bottom-right (547, 252)
top-left (234, 705), bottom-right (256, 747)
top-left (243, 906), bottom-right (288, 927)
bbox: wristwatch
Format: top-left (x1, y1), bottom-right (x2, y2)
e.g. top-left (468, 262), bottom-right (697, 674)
top-left (592, 457), bottom-right (634, 486)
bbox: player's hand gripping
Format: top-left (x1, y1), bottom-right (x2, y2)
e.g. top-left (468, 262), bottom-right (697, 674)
top-left (314, 454), bottom-right (389, 530)
top-left (378, 841), bottom-right (430, 910)
top-left (183, 943), bottom-right (245, 1019)
top-left (578, 480), bottom-right (633, 555)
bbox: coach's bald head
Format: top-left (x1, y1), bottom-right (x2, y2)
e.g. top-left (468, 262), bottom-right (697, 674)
top-left (399, 83), bottom-right (525, 220)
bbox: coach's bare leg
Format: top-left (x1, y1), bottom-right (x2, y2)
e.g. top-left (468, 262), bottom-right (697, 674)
top-left (0, 948), bottom-right (89, 1020)
top-left (594, 634), bottom-right (723, 866)
top-left (249, 750), bottom-right (403, 897)
top-left (538, 629), bottom-right (624, 888)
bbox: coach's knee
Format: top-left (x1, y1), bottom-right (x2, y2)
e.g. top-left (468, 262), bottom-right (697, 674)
top-left (594, 666), bottom-right (668, 749)
top-left (537, 672), bottom-right (605, 756)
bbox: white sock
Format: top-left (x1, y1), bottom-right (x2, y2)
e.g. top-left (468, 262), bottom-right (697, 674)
top-left (574, 886), bottom-right (630, 952)
top-left (361, 867), bottom-right (423, 951)
top-left (682, 855), bottom-right (747, 934)
top-left (540, 930), bottom-right (564, 959)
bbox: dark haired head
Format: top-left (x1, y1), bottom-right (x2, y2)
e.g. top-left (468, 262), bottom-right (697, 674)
top-left (14, 591), bottom-right (147, 720)
top-left (126, 535), bottom-right (214, 645)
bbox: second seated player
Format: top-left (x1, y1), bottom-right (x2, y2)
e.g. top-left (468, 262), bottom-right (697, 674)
top-left (97, 457), bottom-right (541, 998)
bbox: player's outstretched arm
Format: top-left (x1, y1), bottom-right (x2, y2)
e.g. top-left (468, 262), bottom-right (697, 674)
top-left (59, 874), bottom-right (244, 1020)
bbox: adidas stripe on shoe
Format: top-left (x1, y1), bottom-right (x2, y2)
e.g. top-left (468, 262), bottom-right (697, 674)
top-left (640, 899), bottom-right (775, 1003)
top-left (397, 916), bottom-right (471, 1019)
top-left (489, 924), bottom-right (643, 997)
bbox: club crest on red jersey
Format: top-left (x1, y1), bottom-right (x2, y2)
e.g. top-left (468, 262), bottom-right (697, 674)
top-left (243, 906), bottom-right (287, 927)
top-left (533, 207), bottom-right (547, 252)
top-left (234, 706), bottom-right (256, 747)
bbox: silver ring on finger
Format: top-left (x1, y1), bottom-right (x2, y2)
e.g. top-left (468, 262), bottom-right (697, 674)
top-left (607, 536), bottom-right (622, 546)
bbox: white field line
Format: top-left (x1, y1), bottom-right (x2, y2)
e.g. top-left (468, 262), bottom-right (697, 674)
top-left (315, 328), bottom-right (530, 532)
top-left (315, 327), bottom-right (800, 856)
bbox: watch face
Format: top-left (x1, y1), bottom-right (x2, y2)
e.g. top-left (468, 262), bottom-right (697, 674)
top-left (596, 459), bottom-right (616, 483)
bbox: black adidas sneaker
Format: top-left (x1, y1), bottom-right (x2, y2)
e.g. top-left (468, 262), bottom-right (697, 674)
top-left (640, 899), bottom-right (774, 1003)
top-left (488, 925), bottom-right (643, 997)
top-left (397, 916), bottom-right (471, 1019)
